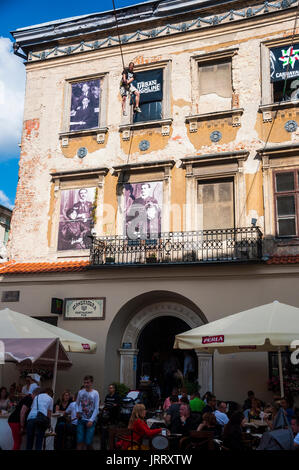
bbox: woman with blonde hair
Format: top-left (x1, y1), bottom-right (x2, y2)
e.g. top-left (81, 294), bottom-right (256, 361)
top-left (117, 404), bottom-right (163, 450)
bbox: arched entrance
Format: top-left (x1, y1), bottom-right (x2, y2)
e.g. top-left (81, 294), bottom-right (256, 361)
top-left (117, 299), bottom-right (213, 395)
top-left (136, 315), bottom-right (198, 397)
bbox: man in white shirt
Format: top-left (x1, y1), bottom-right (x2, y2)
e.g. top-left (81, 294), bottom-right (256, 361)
top-left (214, 401), bottom-right (229, 428)
top-left (76, 375), bottom-right (100, 450)
top-left (55, 394), bottom-right (78, 450)
top-left (21, 374), bottom-right (39, 395)
top-left (26, 388), bottom-right (53, 450)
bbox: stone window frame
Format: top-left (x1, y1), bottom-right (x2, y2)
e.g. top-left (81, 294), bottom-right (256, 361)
top-left (260, 35), bottom-right (299, 121)
top-left (273, 168), bottom-right (299, 238)
top-left (112, 160), bottom-right (175, 235)
top-left (259, 144), bottom-right (299, 239)
top-left (180, 151), bottom-right (249, 231)
top-left (60, 71), bottom-right (109, 139)
top-left (49, 167), bottom-right (108, 259)
top-left (119, 60), bottom-right (172, 135)
top-left (188, 48), bottom-right (241, 124)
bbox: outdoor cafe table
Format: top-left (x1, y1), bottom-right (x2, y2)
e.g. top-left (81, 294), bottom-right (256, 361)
top-left (0, 412), bottom-right (60, 450)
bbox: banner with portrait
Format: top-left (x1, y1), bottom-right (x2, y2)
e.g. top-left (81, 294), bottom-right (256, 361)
top-left (57, 187), bottom-right (95, 251)
top-left (69, 79), bottom-right (101, 131)
top-left (124, 181), bottom-right (163, 239)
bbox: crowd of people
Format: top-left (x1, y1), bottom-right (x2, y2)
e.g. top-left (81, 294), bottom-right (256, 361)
top-left (1, 375), bottom-right (100, 451)
top-left (1, 376), bottom-right (299, 451)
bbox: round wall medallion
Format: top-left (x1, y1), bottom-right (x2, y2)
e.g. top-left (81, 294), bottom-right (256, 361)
top-left (285, 120), bottom-right (298, 133)
top-left (77, 147), bottom-right (88, 158)
top-left (139, 140), bottom-right (150, 151)
top-left (210, 130), bottom-right (222, 142)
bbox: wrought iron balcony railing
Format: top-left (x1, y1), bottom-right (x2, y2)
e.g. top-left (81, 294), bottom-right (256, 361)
top-left (89, 227), bottom-right (263, 266)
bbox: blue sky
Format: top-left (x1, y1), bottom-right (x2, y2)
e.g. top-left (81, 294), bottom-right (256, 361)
top-left (0, 0), bottom-right (145, 209)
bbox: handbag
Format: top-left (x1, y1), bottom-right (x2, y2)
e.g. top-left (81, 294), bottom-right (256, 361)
top-left (35, 396), bottom-right (50, 430)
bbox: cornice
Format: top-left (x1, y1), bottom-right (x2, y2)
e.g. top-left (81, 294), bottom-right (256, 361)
top-left (11, 0), bottom-right (298, 63)
top-left (113, 159), bottom-right (175, 174)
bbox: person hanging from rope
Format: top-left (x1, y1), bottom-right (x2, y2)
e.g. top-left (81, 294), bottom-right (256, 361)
top-left (120, 62), bottom-right (141, 116)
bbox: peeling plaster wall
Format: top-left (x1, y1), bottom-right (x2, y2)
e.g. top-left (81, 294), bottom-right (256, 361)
top-left (8, 12), bottom-right (299, 261)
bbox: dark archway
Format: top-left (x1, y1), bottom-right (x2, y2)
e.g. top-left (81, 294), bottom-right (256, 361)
top-left (136, 315), bottom-right (198, 398)
top-left (104, 290), bottom-right (206, 390)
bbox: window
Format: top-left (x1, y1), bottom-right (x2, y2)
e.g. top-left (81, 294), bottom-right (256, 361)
top-left (57, 187), bottom-right (96, 251)
top-left (274, 170), bottom-right (299, 237)
top-left (1, 291), bottom-right (20, 302)
top-left (133, 68), bottom-right (163, 123)
top-left (270, 44), bottom-right (299, 103)
top-left (50, 168), bottom-right (108, 256)
top-left (197, 179), bottom-right (234, 230)
top-left (124, 181), bottom-right (163, 239)
top-left (69, 78), bottom-right (102, 131)
top-left (62, 74), bottom-right (108, 134)
top-left (198, 60), bottom-right (232, 114)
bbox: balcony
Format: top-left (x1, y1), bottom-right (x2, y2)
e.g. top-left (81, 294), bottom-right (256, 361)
top-left (89, 227), bottom-right (263, 267)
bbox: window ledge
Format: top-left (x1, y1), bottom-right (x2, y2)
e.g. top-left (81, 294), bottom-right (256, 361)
top-left (119, 118), bottom-right (173, 132)
top-left (276, 238), bottom-right (299, 246)
top-left (259, 101), bottom-right (299, 122)
top-left (59, 127), bottom-right (109, 139)
top-left (186, 108), bottom-right (243, 122)
top-left (59, 127), bottom-right (109, 146)
top-left (259, 101), bottom-right (299, 112)
top-left (185, 109), bottom-right (243, 130)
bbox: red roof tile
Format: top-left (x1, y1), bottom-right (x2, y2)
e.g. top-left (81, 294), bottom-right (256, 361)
top-left (266, 255), bottom-right (299, 265)
top-left (0, 260), bottom-right (90, 274)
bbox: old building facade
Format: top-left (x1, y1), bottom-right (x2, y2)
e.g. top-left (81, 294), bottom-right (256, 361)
top-left (1, 0), bottom-right (299, 402)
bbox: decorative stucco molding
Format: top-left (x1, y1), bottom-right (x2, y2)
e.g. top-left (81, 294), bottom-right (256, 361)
top-left (13, 0), bottom-right (297, 62)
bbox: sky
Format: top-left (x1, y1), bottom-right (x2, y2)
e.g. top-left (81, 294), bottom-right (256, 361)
top-left (0, 0), bottom-right (146, 209)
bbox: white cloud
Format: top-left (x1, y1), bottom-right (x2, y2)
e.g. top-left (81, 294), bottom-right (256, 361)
top-left (0, 37), bottom-right (26, 160)
top-left (0, 190), bottom-right (14, 209)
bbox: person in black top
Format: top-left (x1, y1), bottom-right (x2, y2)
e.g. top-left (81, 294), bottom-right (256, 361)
top-left (223, 411), bottom-right (246, 450)
top-left (8, 387), bottom-right (40, 450)
top-left (196, 412), bottom-right (222, 438)
top-left (170, 404), bottom-right (198, 436)
top-left (104, 384), bottom-right (121, 424)
top-left (202, 394), bottom-right (217, 414)
top-left (120, 62), bottom-right (141, 116)
top-left (165, 395), bottom-right (181, 429)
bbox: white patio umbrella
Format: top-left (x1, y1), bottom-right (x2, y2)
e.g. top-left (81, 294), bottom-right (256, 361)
top-left (174, 301), bottom-right (299, 397)
top-left (0, 308), bottom-right (97, 394)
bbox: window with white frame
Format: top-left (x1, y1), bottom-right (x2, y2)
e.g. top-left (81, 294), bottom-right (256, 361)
top-left (63, 74), bottom-right (107, 133)
top-left (197, 59), bottom-right (233, 114)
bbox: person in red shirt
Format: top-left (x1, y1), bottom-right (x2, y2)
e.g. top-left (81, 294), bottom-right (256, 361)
top-left (117, 404), bottom-right (162, 450)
